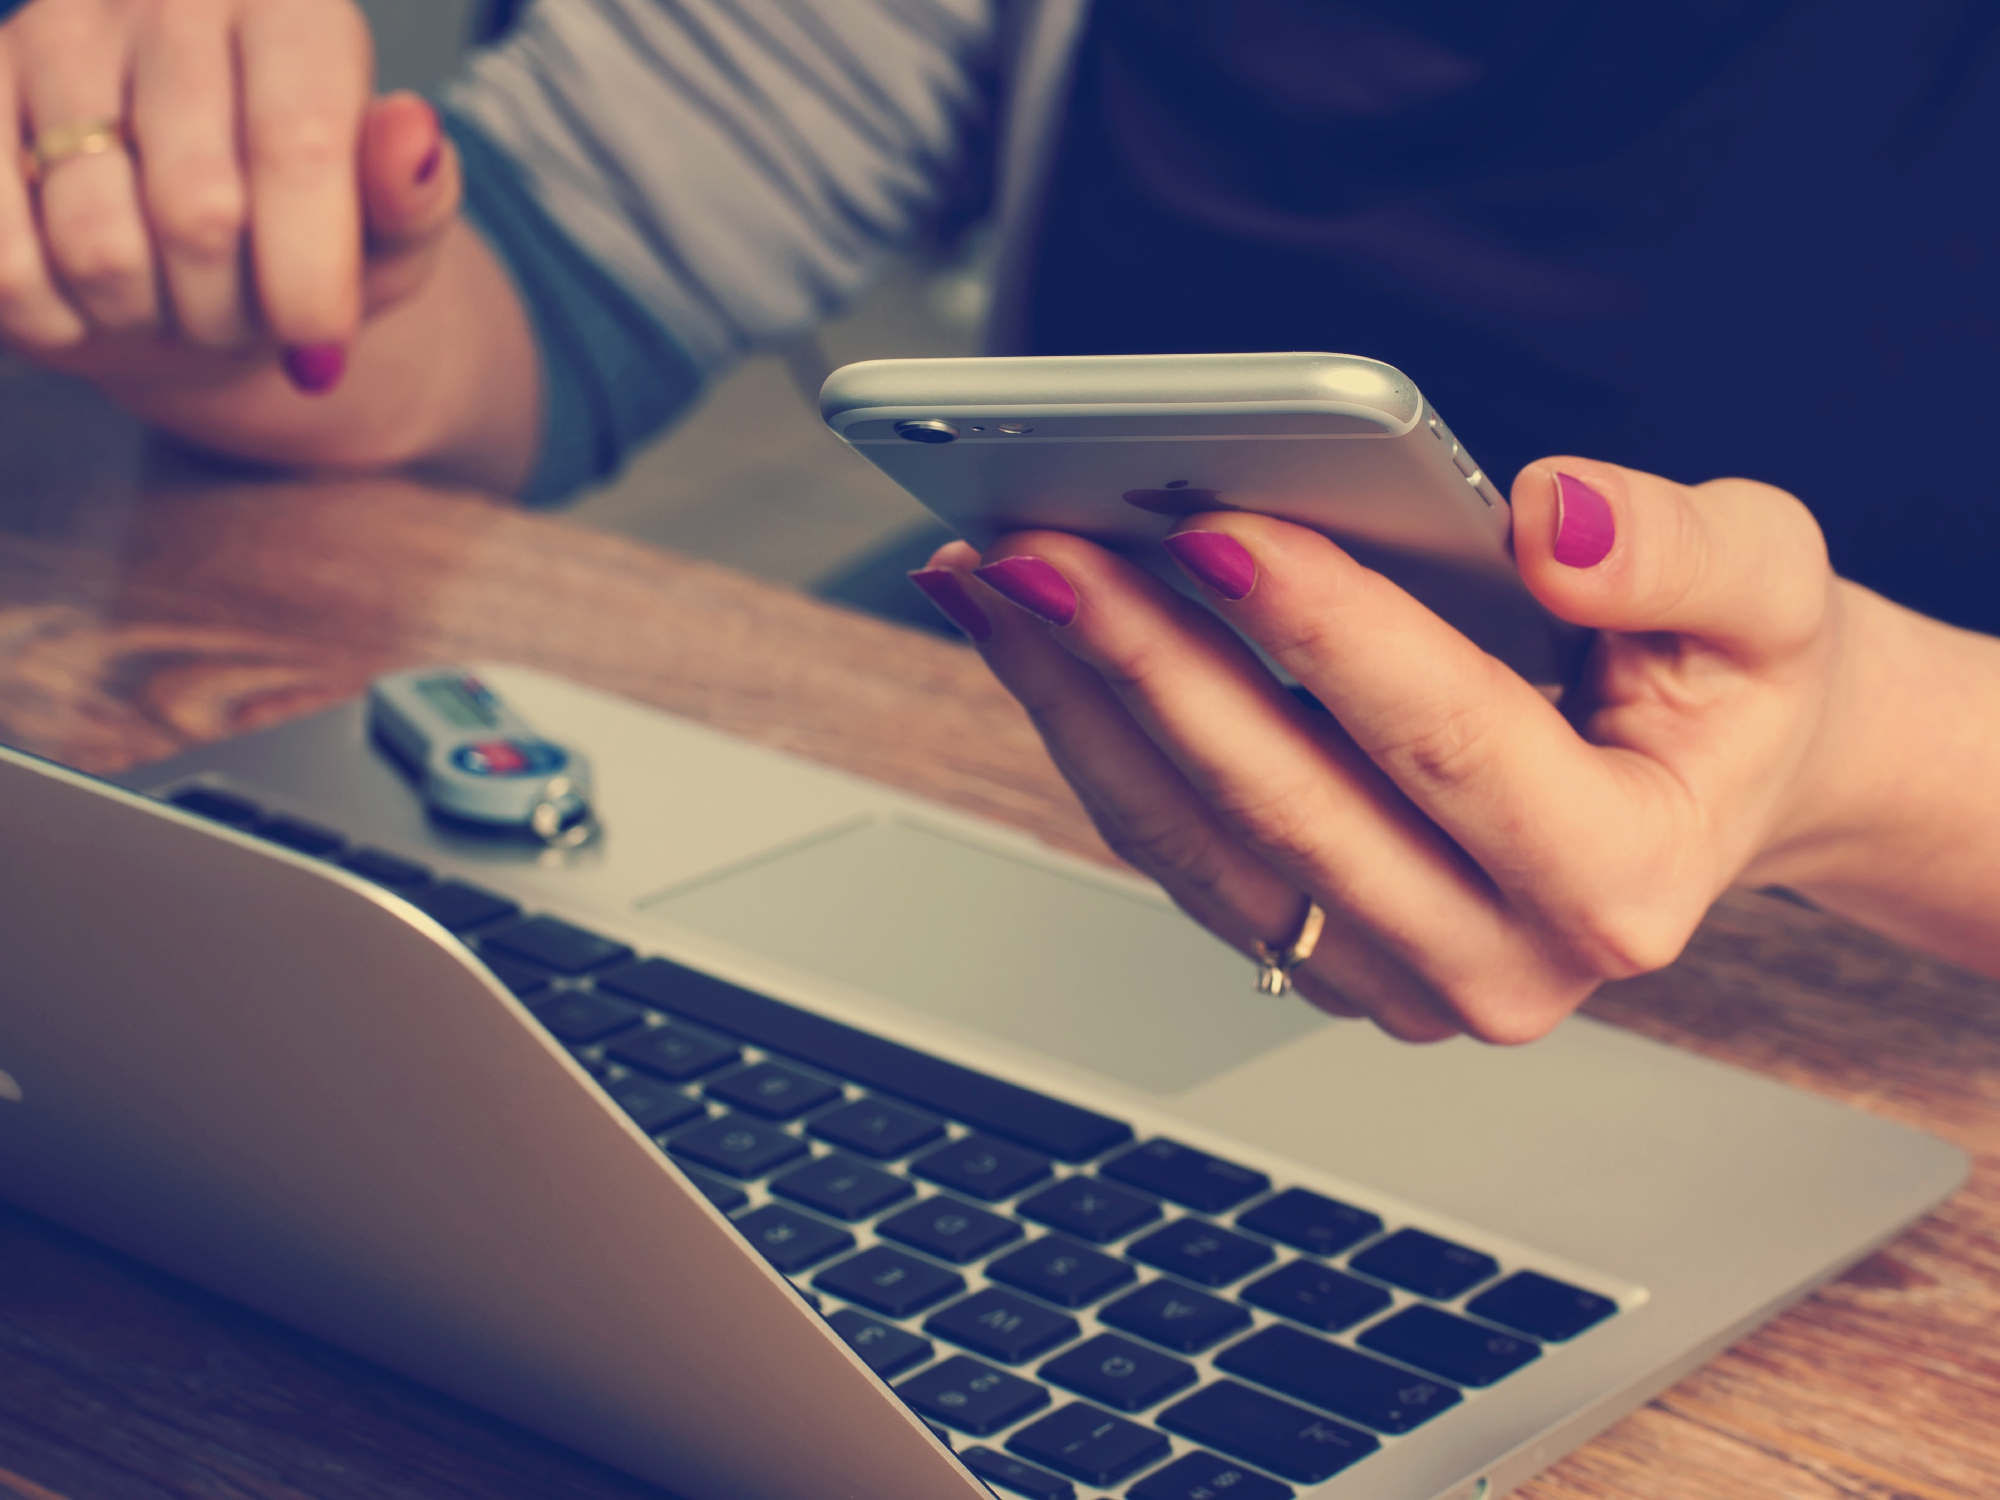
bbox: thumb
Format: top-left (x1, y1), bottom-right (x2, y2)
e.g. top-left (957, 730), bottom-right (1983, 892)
top-left (358, 92), bottom-right (462, 309)
top-left (1512, 456), bottom-right (1834, 661)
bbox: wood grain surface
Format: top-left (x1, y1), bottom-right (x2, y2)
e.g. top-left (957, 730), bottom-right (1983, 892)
top-left (0, 458), bottom-right (1994, 1500)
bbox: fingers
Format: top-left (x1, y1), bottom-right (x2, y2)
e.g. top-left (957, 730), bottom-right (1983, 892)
top-left (1155, 512), bottom-right (1653, 914)
top-left (1510, 458), bottom-right (1833, 660)
top-left (0, 65), bottom-right (87, 348)
top-left (131, 0), bottom-right (252, 347)
top-left (238, 0), bottom-right (373, 357)
top-left (931, 535), bottom-right (1592, 1042)
top-left (914, 542), bottom-right (1478, 1043)
top-left (17, 4), bottom-right (160, 333)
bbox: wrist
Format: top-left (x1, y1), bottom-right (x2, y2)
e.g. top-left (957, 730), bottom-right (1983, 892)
top-left (1739, 579), bottom-right (1902, 893)
top-left (1744, 581), bottom-right (2000, 971)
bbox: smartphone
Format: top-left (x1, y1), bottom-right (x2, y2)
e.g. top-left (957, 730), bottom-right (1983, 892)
top-left (820, 352), bottom-right (1582, 683)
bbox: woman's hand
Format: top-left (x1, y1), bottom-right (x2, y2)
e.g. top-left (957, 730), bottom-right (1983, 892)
top-left (0, 0), bottom-right (458, 391)
top-left (0, 0), bottom-right (535, 488)
top-left (911, 458), bottom-right (1917, 1044)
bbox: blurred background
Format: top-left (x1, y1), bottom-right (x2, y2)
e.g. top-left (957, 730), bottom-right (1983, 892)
top-left (356, 0), bottom-right (977, 631)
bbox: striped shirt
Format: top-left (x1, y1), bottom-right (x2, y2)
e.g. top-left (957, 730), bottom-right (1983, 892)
top-left (442, 0), bottom-right (1051, 500)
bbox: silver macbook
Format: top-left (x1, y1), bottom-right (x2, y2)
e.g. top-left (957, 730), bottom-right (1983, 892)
top-left (0, 663), bottom-right (1966, 1500)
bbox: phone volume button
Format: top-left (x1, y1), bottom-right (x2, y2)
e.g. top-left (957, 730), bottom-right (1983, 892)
top-left (1451, 447), bottom-right (1480, 479)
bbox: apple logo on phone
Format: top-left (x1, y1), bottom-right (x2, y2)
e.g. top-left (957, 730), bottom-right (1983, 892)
top-left (1122, 482), bottom-right (1229, 516)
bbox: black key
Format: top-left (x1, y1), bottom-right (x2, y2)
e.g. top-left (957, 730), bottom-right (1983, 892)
top-left (1240, 1260), bottom-right (1392, 1333)
top-left (594, 958), bottom-right (1131, 1161)
top-left (808, 1097), bottom-right (945, 1159)
top-left (405, 880), bottom-right (519, 933)
top-left (1216, 1325), bottom-right (1461, 1435)
top-left (814, 1245), bottom-right (965, 1317)
top-left (1236, 1188), bottom-right (1382, 1259)
top-left (1128, 1449), bottom-right (1294, 1500)
top-left (168, 785), bottom-right (259, 828)
top-left (1099, 1280), bottom-right (1250, 1354)
top-left (484, 914), bottom-right (633, 975)
top-left (1101, 1140), bottom-right (1270, 1214)
top-left (926, 1288), bottom-right (1079, 1364)
top-left (667, 1114), bottom-right (807, 1179)
top-left (1038, 1334), bottom-right (1194, 1412)
top-left (1467, 1271), bottom-right (1618, 1342)
top-left (258, 814), bottom-right (344, 858)
top-left (827, 1307), bottom-right (933, 1379)
top-left (985, 1236), bottom-right (1134, 1309)
top-left (959, 1446), bottom-right (1075, 1500)
top-left (910, 1134), bottom-right (1051, 1201)
top-left (707, 1061), bottom-right (843, 1120)
top-left (565, 1046), bottom-right (611, 1078)
top-left (732, 1203), bottom-right (854, 1272)
top-left (896, 1356), bottom-right (1049, 1436)
top-left (877, 1196), bottom-right (1022, 1264)
top-left (770, 1153), bottom-right (913, 1220)
top-left (1016, 1178), bottom-right (1160, 1244)
top-left (1128, 1219), bottom-right (1274, 1288)
top-left (338, 846), bottom-right (431, 888)
top-left (1006, 1403), bottom-right (1169, 1487)
top-left (482, 952), bottom-right (556, 998)
top-left (1359, 1304), bottom-right (1539, 1386)
top-left (1348, 1228), bottom-right (1498, 1301)
top-left (531, 989), bottom-right (645, 1043)
top-left (1157, 1381), bottom-right (1378, 1485)
top-left (609, 1022), bottom-right (740, 1081)
top-left (604, 1074), bottom-right (705, 1135)
top-left (679, 1167), bottom-right (747, 1212)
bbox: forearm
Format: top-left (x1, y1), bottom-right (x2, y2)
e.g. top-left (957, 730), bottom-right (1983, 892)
top-left (85, 224), bottom-right (539, 495)
top-left (1757, 582), bottom-right (2000, 976)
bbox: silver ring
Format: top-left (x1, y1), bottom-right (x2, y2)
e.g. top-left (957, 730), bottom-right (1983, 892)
top-left (1253, 900), bottom-right (1325, 997)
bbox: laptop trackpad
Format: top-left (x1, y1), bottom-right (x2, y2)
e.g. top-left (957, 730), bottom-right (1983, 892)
top-left (638, 817), bottom-right (1326, 1095)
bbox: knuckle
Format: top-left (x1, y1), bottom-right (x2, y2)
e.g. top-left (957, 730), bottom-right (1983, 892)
top-left (1102, 811), bottom-right (1231, 896)
top-left (1086, 633), bottom-right (1178, 699)
top-left (151, 168), bottom-right (247, 260)
top-left (248, 110), bottom-right (355, 181)
top-left (1449, 986), bottom-right (1578, 1046)
top-left (1216, 777), bottom-right (1340, 873)
top-left (51, 219), bottom-right (150, 293)
top-left (0, 241), bottom-right (48, 312)
top-left (1368, 691), bottom-right (1503, 794)
top-left (1558, 899), bottom-right (1691, 980)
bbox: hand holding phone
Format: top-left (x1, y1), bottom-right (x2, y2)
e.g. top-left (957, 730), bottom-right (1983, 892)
top-left (913, 456), bottom-right (1861, 1044)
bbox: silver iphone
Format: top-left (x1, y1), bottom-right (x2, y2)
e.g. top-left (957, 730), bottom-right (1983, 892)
top-left (821, 352), bottom-right (1582, 682)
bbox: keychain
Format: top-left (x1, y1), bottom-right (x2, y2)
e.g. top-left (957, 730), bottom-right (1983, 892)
top-left (368, 669), bottom-right (595, 848)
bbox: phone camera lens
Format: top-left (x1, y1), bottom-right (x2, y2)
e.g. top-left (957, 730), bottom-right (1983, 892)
top-left (895, 420), bottom-right (959, 444)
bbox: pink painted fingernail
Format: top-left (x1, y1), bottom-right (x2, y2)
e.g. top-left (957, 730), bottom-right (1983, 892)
top-left (973, 556), bottom-right (1078, 627)
top-left (1553, 472), bottom-right (1615, 568)
top-left (415, 142), bottom-right (444, 184)
top-left (1162, 529), bottom-right (1256, 600)
top-left (908, 568), bottom-right (992, 642)
top-left (281, 343), bottom-right (347, 396)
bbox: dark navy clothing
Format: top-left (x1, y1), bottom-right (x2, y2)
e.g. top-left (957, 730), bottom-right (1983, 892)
top-left (1028, 1), bottom-right (2000, 633)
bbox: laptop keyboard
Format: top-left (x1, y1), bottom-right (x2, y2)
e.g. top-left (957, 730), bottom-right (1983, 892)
top-left (165, 786), bottom-right (1624, 1499)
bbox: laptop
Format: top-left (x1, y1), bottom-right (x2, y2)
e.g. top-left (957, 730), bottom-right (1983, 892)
top-left (0, 662), bottom-right (1966, 1500)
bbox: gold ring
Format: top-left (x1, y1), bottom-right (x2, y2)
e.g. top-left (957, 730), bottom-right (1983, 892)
top-left (24, 118), bottom-right (128, 184)
top-left (1253, 899), bottom-right (1326, 997)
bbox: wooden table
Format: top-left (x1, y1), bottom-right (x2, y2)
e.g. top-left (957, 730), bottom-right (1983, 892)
top-left (0, 402), bottom-right (1995, 1500)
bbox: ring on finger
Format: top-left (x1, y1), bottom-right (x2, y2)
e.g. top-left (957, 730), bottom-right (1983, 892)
top-left (1253, 898), bottom-right (1326, 997)
top-left (23, 118), bottom-right (129, 186)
